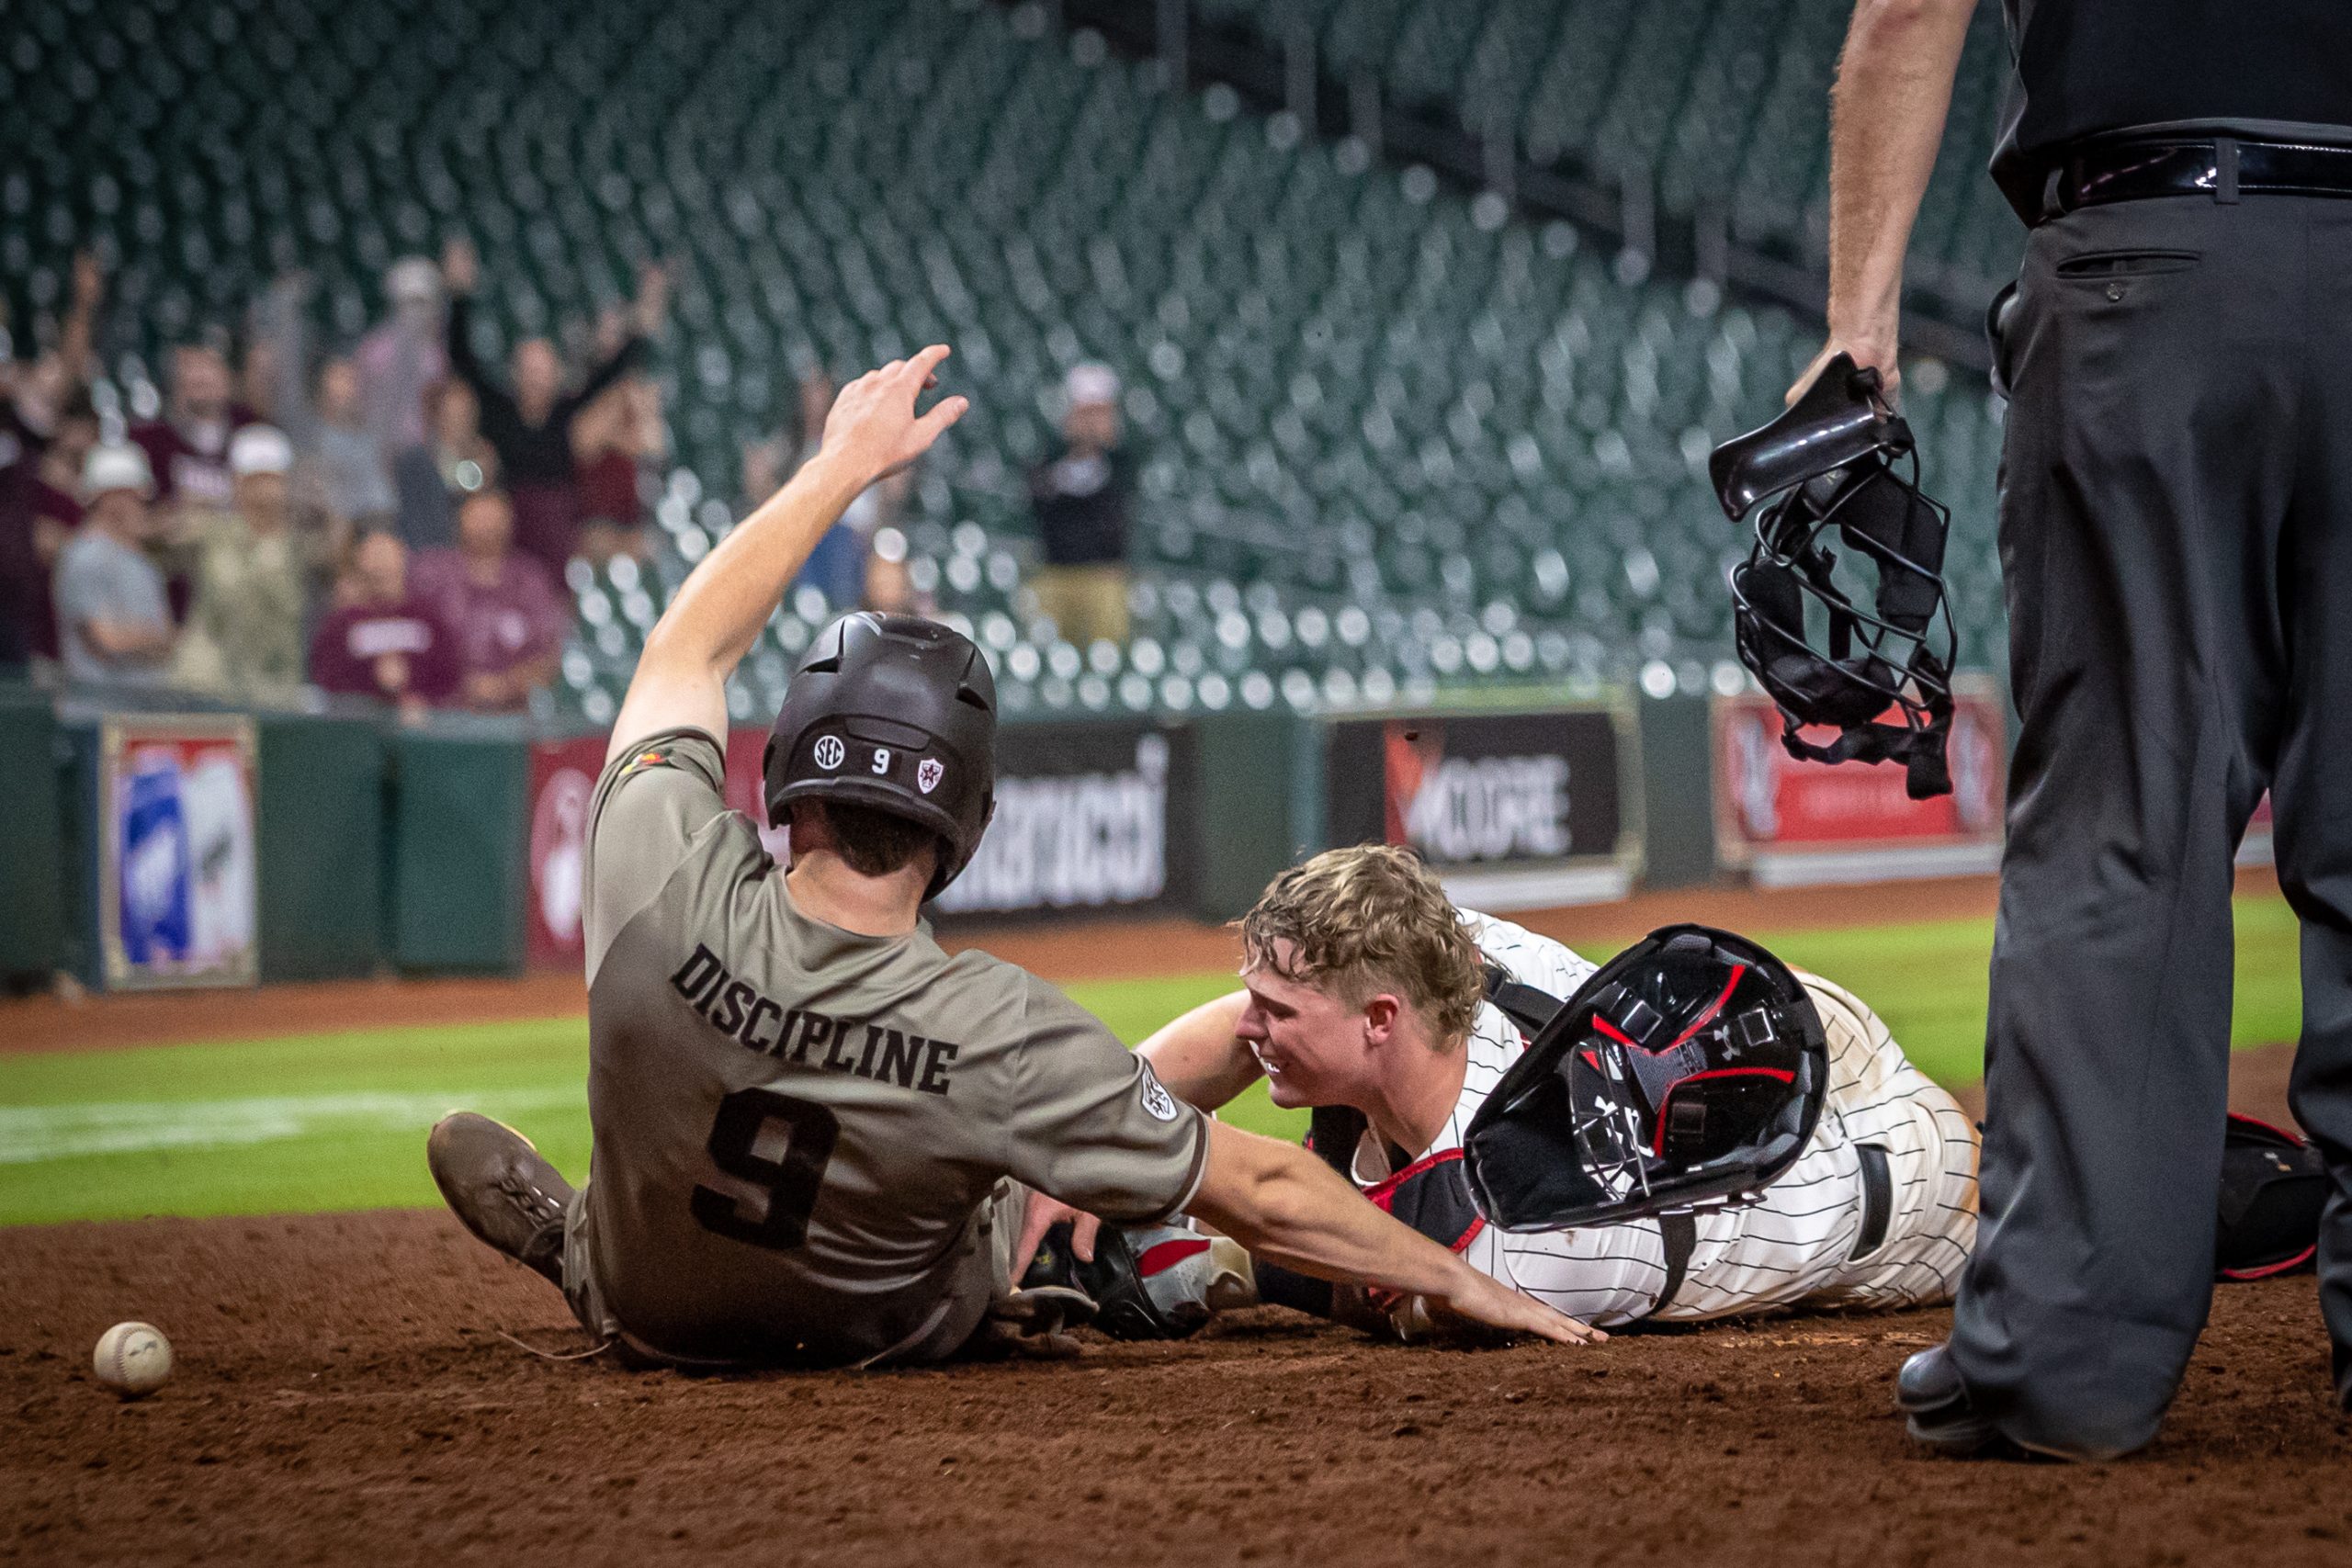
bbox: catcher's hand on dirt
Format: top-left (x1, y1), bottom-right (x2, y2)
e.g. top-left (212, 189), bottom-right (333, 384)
top-left (1435, 1263), bottom-right (1606, 1345)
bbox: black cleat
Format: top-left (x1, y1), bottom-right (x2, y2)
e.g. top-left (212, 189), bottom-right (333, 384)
top-left (1897, 1343), bottom-right (2014, 1458)
top-left (427, 1112), bottom-right (573, 1289)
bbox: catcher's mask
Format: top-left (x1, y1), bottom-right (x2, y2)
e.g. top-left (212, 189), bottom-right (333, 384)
top-left (1462, 925), bottom-right (1828, 1230)
top-left (1710, 354), bottom-right (1959, 799)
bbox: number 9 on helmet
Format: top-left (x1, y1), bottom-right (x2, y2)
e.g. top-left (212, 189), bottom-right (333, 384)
top-left (762, 612), bottom-right (999, 898)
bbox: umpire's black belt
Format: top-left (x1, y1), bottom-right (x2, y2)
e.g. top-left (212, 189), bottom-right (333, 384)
top-left (2037, 137), bottom-right (2352, 225)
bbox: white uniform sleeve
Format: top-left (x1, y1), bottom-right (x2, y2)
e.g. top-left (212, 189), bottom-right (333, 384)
top-left (1456, 908), bottom-right (1600, 1001)
top-left (1462, 1216), bottom-right (1672, 1330)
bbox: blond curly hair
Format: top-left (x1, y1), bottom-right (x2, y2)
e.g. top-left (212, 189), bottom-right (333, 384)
top-left (1236, 845), bottom-right (1483, 1044)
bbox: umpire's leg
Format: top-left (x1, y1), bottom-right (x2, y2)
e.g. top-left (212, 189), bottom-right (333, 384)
top-left (1950, 194), bottom-right (2301, 1457)
top-left (2277, 197), bottom-right (2352, 1406)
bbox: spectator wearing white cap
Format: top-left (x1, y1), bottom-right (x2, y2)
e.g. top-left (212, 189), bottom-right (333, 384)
top-left (1027, 361), bottom-right (1136, 648)
top-left (54, 444), bottom-right (175, 688)
top-left (170, 424), bottom-right (312, 702)
top-left (356, 255), bottom-right (448, 456)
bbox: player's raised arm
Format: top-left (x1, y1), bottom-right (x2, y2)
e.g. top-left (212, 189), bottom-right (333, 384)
top-left (606, 346), bottom-right (968, 762)
top-left (1185, 1122), bottom-right (1603, 1346)
top-left (1136, 991), bottom-right (1262, 1110)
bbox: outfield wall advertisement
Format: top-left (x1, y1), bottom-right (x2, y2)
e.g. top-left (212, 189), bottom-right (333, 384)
top-left (930, 721), bottom-right (1196, 919)
top-left (527, 731), bottom-right (796, 968)
top-left (1322, 705), bottom-right (1643, 910)
top-left (526, 721), bottom-right (1198, 964)
top-left (98, 715), bottom-right (259, 990)
top-left (1711, 679), bottom-right (2007, 886)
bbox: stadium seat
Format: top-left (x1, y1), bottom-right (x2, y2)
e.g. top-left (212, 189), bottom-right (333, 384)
top-left (3, 0), bottom-right (2008, 720)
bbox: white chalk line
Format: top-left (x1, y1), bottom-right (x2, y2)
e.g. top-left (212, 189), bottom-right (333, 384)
top-left (0, 1088), bottom-right (582, 1165)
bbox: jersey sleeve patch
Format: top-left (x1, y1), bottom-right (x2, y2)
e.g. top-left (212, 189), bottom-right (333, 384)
top-left (1137, 1061), bottom-right (1182, 1122)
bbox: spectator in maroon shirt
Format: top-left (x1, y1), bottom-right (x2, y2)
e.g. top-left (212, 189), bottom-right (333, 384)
top-left (0, 386), bottom-right (98, 665)
top-left (409, 488), bottom-right (569, 714)
top-left (439, 238), bottom-right (666, 574)
top-left (130, 343), bottom-right (255, 517)
top-left (571, 369), bottom-right (662, 564)
top-left (309, 529), bottom-right (459, 722)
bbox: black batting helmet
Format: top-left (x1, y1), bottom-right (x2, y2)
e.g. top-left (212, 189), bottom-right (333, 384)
top-left (1462, 925), bottom-right (1828, 1230)
top-left (763, 612), bottom-right (998, 898)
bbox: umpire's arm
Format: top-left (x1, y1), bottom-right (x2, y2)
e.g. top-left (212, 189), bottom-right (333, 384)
top-left (1787, 0), bottom-right (1975, 403)
top-left (606, 346), bottom-right (968, 764)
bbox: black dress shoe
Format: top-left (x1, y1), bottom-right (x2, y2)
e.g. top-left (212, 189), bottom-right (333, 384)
top-left (1896, 1343), bottom-right (2014, 1457)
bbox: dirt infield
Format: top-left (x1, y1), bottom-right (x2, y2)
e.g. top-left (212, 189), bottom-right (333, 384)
top-left (7, 1201), bottom-right (2346, 1568)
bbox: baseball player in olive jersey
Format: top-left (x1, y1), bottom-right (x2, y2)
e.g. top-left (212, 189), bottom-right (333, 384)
top-left (425, 345), bottom-right (1594, 1366)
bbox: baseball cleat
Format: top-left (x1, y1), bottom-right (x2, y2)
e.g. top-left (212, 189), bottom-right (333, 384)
top-left (1027, 1220), bottom-right (1257, 1340)
top-left (427, 1112), bottom-right (573, 1289)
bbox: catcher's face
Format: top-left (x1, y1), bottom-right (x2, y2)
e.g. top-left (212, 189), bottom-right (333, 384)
top-left (1236, 944), bottom-right (1374, 1111)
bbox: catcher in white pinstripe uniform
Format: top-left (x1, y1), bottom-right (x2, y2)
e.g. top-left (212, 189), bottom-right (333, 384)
top-left (1025, 845), bottom-right (1978, 1338)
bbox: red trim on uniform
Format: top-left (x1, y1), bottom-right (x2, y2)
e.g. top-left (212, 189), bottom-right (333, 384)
top-left (2222, 1245), bottom-right (2317, 1281)
top-left (1452, 1214), bottom-right (1487, 1256)
top-left (1648, 1066), bottom-right (1797, 1156)
top-left (1135, 1237), bottom-right (1213, 1278)
top-left (1363, 1147), bottom-right (1467, 1210)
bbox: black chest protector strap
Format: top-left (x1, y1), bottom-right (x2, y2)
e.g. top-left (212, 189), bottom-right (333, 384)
top-left (1482, 962), bottom-right (1566, 1039)
top-left (1653, 1213), bottom-right (1697, 1316)
top-left (1306, 1104), bottom-right (1368, 1179)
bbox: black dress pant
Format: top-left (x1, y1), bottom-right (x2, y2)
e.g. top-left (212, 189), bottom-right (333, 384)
top-left (1952, 191), bottom-right (2352, 1456)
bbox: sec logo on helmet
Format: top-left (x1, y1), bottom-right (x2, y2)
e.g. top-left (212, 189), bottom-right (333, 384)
top-left (813, 735), bottom-right (846, 771)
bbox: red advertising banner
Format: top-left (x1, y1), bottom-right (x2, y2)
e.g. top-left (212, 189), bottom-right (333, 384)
top-left (525, 729), bottom-right (786, 970)
top-left (1713, 680), bottom-right (2007, 883)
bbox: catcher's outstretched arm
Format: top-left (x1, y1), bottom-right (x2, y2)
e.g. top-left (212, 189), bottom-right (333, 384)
top-left (1186, 1121), bottom-right (1603, 1346)
top-left (1136, 990), bottom-right (1260, 1111)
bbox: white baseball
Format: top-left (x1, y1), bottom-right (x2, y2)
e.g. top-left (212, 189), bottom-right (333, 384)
top-left (93, 1322), bottom-right (173, 1397)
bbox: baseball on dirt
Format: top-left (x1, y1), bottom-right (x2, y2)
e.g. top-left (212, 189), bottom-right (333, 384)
top-left (93, 1322), bottom-right (173, 1398)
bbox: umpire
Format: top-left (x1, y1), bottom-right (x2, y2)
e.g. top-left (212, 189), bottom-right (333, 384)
top-left (1796, 0), bottom-right (2352, 1458)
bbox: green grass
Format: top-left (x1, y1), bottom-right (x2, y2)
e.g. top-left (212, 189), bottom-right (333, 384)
top-left (0, 895), bottom-right (2305, 1226)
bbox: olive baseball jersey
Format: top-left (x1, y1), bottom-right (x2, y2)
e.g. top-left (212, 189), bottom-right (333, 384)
top-left (1350, 911), bottom-right (1978, 1327)
top-left (563, 728), bottom-right (1206, 1367)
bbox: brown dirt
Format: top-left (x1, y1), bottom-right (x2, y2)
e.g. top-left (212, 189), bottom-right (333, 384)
top-left (4, 1203), bottom-right (2346, 1568)
top-left (5, 867), bottom-right (2282, 1056)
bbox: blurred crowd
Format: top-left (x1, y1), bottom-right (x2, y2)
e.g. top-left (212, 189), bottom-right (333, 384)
top-left (0, 244), bottom-right (673, 720)
top-left (1, 247), bottom-right (1147, 723)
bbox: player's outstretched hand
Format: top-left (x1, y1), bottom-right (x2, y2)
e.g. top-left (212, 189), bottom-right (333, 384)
top-left (1435, 1262), bottom-right (1607, 1346)
top-left (820, 345), bottom-right (970, 486)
